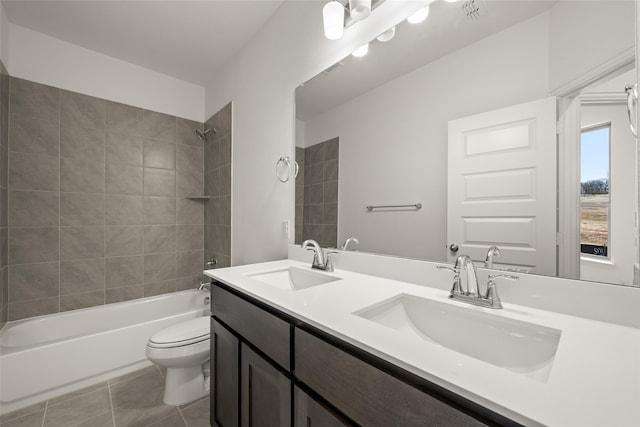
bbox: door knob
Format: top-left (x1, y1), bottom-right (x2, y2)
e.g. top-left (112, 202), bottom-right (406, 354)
top-left (449, 244), bottom-right (459, 253)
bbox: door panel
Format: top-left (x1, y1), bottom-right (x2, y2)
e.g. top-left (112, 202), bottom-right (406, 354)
top-left (212, 319), bottom-right (240, 427)
top-left (294, 386), bottom-right (350, 427)
top-left (241, 343), bottom-right (291, 427)
top-left (448, 97), bottom-right (557, 275)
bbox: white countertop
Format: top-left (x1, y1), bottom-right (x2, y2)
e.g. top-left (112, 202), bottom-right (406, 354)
top-left (205, 259), bottom-right (640, 427)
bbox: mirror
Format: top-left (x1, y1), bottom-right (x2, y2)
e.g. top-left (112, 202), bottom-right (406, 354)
top-left (295, 0), bottom-right (638, 286)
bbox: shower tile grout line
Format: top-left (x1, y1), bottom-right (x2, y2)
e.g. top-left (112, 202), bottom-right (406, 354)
top-left (103, 107), bottom-right (107, 308)
top-left (57, 88), bottom-right (61, 316)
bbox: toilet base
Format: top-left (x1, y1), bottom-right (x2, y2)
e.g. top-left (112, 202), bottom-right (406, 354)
top-left (163, 365), bottom-right (208, 406)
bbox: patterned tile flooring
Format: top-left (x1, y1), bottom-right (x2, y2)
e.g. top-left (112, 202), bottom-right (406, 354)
top-left (0, 366), bottom-right (209, 427)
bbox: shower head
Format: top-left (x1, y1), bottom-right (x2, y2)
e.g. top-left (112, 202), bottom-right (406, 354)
top-left (195, 128), bottom-right (216, 142)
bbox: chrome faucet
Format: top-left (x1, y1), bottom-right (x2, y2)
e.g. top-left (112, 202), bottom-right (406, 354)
top-left (341, 236), bottom-right (359, 251)
top-left (437, 254), bottom-right (518, 309)
top-left (198, 281), bottom-right (211, 305)
top-left (485, 246), bottom-right (501, 268)
top-left (301, 239), bottom-right (337, 272)
top-left (455, 255), bottom-right (480, 297)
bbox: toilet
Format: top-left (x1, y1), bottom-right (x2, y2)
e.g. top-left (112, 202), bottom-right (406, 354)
top-left (146, 316), bottom-right (210, 405)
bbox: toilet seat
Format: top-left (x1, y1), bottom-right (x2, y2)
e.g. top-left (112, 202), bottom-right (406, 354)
top-left (148, 316), bottom-right (210, 349)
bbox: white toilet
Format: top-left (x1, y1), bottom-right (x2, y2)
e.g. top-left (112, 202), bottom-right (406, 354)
top-left (146, 316), bottom-right (210, 405)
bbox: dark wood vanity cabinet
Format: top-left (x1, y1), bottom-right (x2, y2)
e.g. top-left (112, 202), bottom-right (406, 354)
top-left (211, 286), bottom-right (292, 427)
top-left (294, 386), bottom-right (350, 427)
top-left (295, 328), bottom-right (486, 427)
top-left (211, 318), bottom-right (239, 427)
top-left (211, 282), bottom-right (516, 427)
top-left (241, 343), bottom-right (291, 427)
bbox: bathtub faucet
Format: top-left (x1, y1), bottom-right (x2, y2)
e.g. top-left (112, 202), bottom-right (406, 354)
top-left (198, 281), bottom-right (212, 305)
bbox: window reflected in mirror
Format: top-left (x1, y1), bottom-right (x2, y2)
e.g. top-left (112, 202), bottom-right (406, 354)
top-left (580, 125), bottom-right (610, 258)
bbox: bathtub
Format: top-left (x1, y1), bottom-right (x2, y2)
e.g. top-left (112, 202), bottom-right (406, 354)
top-left (0, 290), bottom-right (210, 414)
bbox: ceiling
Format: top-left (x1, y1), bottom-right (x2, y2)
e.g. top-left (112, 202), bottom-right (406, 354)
top-left (296, 0), bottom-right (556, 121)
top-left (2, 0), bottom-right (286, 86)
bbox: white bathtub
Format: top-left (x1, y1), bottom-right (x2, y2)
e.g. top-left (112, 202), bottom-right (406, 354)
top-left (0, 290), bottom-right (210, 414)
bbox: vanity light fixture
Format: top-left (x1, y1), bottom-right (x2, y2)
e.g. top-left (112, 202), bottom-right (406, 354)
top-left (376, 26), bottom-right (396, 42)
top-left (352, 43), bottom-right (369, 57)
top-left (322, 0), bottom-right (385, 40)
top-left (349, 0), bottom-right (371, 21)
top-left (407, 4), bottom-right (430, 24)
top-left (323, 1), bottom-right (345, 40)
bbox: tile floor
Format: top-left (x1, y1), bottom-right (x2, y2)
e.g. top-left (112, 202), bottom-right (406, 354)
top-left (0, 366), bottom-right (210, 427)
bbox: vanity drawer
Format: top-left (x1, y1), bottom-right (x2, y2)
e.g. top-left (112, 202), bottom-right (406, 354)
top-left (212, 284), bottom-right (291, 371)
top-left (294, 327), bottom-right (488, 427)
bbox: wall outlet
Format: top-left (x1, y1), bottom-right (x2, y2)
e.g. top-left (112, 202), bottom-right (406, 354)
top-left (282, 220), bottom-right (290, 239)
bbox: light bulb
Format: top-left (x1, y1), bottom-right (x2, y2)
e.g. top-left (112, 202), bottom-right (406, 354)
top-left (376, 26), bottom-right (396, 43)
top-left (407, 5), bottom-right (430, 24)
top-left (323, 1), bottom-right (345, 40)
top-left (352, 43), bottom-right (369, 57)
top-left (349, 0), bottom-right (371, 21)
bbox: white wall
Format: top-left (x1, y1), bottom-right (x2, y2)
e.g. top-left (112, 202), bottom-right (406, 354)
top-left (0, 3), bottom-right (9, 67)
top-left (549, 0), bottom-right (635, 93)
top-left (303, 12), bottom-right (551, 260)
top-left (8, 23), bottom-right (205, 121)
top-left (205, 1), bottom-right (427, 265)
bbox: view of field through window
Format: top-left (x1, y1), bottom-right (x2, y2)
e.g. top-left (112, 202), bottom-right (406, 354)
top-left (580, 126), bottom-right (610, 257)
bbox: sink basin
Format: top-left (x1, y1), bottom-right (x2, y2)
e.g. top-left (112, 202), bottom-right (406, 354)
top-left (355, 294), bottom-right (561, 382)
top-left (247, 267), bottom-right (340, 291)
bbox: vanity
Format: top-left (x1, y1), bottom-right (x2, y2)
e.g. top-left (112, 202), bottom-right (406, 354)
top-left (205, 247), bottom-right (640, 427)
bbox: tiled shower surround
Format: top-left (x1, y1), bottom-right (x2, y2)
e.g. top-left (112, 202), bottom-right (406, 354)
top-left (3, 76), bottom-right (218, 321)
top-left (204, 104), bottom-right (232, 270)
top-left (295, 137), bottom-right (339, 248)
top-left (0, 61), bottom-right (9, 329)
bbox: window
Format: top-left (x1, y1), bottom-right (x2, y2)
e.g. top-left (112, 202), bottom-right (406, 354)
top-left (580, 125), bottom-right (610, 258)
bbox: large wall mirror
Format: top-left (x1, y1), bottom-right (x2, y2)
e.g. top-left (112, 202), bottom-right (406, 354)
top-left (295, 0), bottom-right (637, 287)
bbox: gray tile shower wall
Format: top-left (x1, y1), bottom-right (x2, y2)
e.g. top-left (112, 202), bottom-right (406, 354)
top-left (0, 61), bottom-right (9, 330)
top-left (298, 137), bottom-right (339, 248)
top-left (204, 103), bottom-right (231, 270)
top-left (295, 146), bottom-right (305, 244)
top-left (5, 77), bottom-right (206, 321)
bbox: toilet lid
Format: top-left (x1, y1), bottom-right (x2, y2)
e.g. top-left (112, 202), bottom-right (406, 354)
top-left (148, 316), bottom-right (210, 348)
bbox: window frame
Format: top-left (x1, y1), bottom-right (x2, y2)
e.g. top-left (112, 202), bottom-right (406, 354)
top-left (579, 122), bottom-right (611, 260)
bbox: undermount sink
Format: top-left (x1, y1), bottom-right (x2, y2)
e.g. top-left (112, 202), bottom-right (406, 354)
top-left (247, 267), bottom-right (341, 291)
top-left (355, 294), bottom-right (561, 382)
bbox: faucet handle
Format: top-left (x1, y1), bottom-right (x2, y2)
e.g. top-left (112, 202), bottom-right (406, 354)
top-left (484, 274), bottom-right (517, 309)
top-left (437, 265), bottom-right (464, 296)
top-left (325, 251), bottom-right (338, 272)
top-left (488, 274), bottom-right (519, 282)
top-left (436, 265), bottom-right (459, 273)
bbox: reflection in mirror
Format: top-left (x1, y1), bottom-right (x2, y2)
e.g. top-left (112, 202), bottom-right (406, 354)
top-left (294, 138), bottom-right (340, 248)
top-left (579, 70), bottom-right (636, 285)
top-left (295, 0), bottom-right (637, 286)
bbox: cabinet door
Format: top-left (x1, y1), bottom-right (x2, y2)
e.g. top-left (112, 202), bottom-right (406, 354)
top-left (212, 318), bottom-right (240, 427)
top-left (294, 386), bottom-right (350, 427)
top-left (213, 285), bottom-right (292, 370)
top-left (295, 328), bottom-right (489, 427)
top-left (241, 343), bottom-right (291, 427)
